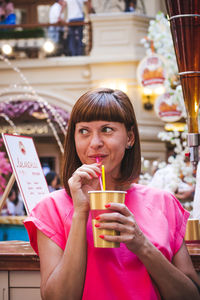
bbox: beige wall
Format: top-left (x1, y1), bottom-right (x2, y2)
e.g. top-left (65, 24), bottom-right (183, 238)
top-left (144, 0), bottom-right (167, 17)
top-left (92, 0), bottom-right (166, 15)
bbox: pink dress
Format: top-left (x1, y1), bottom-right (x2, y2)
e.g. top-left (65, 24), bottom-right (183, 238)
top-left (24, 184), bottom-right (189, 300)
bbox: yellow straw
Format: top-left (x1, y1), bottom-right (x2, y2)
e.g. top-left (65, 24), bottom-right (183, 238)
top-left (102, 165), bottom-right (106, 191)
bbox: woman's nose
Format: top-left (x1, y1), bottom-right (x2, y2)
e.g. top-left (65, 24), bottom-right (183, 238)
top-left (90, 133), bottom-right (103, 148)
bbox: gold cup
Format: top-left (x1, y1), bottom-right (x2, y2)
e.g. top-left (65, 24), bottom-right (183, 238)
top-left (89, 190), bottom-right (126, 248)
top-left (185, 219), bottom-right (200, 242)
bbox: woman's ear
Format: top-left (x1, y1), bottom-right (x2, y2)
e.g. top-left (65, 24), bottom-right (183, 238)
top-left (126, 126), bottom-right (135, 149)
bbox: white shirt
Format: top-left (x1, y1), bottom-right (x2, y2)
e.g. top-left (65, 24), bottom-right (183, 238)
top-left (65, 0), bottom-right (86, 21)
top-left (15, 198), bottom-right (25, 216)
top-left (49, 2), bottom-right (63, 24)
top-left (6, 199), bottom-right (15, 215)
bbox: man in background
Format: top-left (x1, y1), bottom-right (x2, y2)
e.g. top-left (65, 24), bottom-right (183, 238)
top-left (4, 0), bottom-right (16, 24)
top-left (48, 0), bottom-right (66, 55)
top-left (65, 0), bottom-right (92, 56)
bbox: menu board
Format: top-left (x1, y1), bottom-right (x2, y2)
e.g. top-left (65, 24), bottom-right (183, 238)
top-left (2, 133), bottom-right (49, 214)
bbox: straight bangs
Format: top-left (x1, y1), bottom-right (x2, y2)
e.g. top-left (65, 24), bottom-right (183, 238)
top-left (73, 92), bottom-right (129, 125)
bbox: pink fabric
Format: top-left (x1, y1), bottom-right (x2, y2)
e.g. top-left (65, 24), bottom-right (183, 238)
top-left (24, 184), bottom-right (190, 300)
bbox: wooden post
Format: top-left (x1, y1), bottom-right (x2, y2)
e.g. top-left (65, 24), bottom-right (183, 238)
top-left (0, 173), bottom-right (15, 212)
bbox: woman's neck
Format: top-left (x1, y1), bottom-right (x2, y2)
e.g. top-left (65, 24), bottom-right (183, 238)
top-left (104, 178), bottom-right (132, 192)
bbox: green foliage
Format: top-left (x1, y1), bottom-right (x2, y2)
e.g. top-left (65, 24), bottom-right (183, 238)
top-left (0, 28), bottom-right (45, 40)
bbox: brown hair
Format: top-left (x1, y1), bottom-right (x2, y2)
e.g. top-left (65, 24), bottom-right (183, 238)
top-left (62, 88), bottom-right (141, 195)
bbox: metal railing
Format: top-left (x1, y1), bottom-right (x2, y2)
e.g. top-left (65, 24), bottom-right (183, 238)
top-left (0, 21), bottom-right (92, 58)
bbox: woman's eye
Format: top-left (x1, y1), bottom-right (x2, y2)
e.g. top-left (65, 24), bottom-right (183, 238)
top-left (102, 127), bottom-right (113, 133)
top-left (79, 128), bottom-right (88, 135)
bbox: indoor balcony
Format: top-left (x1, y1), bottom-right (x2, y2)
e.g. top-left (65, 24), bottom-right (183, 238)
top-left (0, 20), bottom-right (92, 59)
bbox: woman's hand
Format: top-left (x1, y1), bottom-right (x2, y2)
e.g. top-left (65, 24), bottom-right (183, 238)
top-left (96, 205), bottom-right (200, 299)
top-left (68, 163), bottom-right (101, 215)
top-left (96, 203), bottom-right (147, 254)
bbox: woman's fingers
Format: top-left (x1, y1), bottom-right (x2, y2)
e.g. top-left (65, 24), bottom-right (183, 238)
top-left (95, 204), bottom-right (136, 237)
top-left (99, 233), bottom-right (135, 244)
top-left (97, 211), bottom-right (134, 226)
top-left (104, 203), bottom-right (133, 217)
top-left (97, 220), bottom-right (145, 254)
top-left (96, 221), bottom-right (135, 234)
top-left (95, 203), bottom-right (146, 253)
top-left (72, 163), bottom-right (101, 180)
top-left (97, 203), bottom-right (134, 224)
top-left (69, 164), bottom-right (101, 189)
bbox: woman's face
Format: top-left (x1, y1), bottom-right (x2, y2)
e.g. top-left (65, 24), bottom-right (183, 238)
top-left (75, 121), bottom-right (134, 178)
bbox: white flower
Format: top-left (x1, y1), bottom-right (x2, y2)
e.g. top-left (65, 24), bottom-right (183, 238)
top-left (168, 156), bottom-right (175, 163)
top-left (143, 160), bottom-right (150, 169)
top-left (139, 13), bottom-right (196, 195)
top-left (141, 12), bottom-right (185, 115)
top-left (158, 161), bottom-right (167, 169)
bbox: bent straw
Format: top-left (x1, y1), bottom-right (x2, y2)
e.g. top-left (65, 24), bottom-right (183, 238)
top-left (96, 157), bottom-right (103, 190)
top-left (102, 165), bottom-right (106, 191)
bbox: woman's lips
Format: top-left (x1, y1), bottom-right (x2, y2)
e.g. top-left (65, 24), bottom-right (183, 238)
top-left (89, 155), bottom-right (107, 162)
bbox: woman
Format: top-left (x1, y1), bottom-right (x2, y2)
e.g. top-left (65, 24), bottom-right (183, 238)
top-left (24, 88), bottom-right (200, 300)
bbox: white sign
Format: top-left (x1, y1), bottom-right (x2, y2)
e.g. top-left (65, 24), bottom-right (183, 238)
top-left (2, 134), bottom-right (49, 214)
top-left (154, 92), bottom-right (183, 122)
top-left (137, 54), bottom-right (167, 89)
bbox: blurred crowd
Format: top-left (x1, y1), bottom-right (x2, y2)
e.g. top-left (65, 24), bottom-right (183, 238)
top-left (48, 0), bottom-right (137, 56)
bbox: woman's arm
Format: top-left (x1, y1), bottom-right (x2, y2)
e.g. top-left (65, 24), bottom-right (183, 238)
top-left (97, 203), bottom-right (200, 300)
top-left (37, 211), bottom-right (88, 300)
top-left (137, 239), bottom-right (200, 300)
top-left (37, 163), bottom-right (101, 300)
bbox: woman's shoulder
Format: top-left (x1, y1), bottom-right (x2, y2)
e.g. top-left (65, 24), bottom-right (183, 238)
top-left (24, 189), bottom-right (72, 254)
top-left (31, 188), bottom-right (72, 215)
top-left (128, 183), bottom-right (188, 215)
top-left (128, 183), bottom-right (172, 198)
top-left (41, 188), bottom-right (70, 200)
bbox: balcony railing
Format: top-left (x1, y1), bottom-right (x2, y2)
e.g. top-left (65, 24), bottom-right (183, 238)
top-left (0, 21), bottom-right (92, 59)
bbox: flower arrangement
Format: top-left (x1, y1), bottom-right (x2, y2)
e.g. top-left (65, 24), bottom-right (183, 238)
top-left (140, 12), bottom-right (186, 117)
top-left (139, 12), bottom-right (195, 200)
top-left (139, 129), bottom-right (195, 196)
top-left (0, 139), bottom-right (12, 195)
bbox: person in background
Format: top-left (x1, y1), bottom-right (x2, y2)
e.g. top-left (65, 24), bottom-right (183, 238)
top-left (1, 188), bottom-right (16, 216)
top-left (55, 176), bottom-right (62, 190)
top-left (48, 0), bottom-right (66, 55)
top-left (45, 171), bottom-right (59, 192)
top-left (25, 88), bottom-right (200, 299)
top-left (4, 0), bottom-right (16, 25)
top-left (42, 162), bottom-right (51, 176)
top-left (65, 0), bottom-right (91, 56)
top-left (0, 2), bottom-right (6, 25)
top-left (124, 0), bottom-right (137, 12)
top-left (0, 183), bottom-right (25, 216)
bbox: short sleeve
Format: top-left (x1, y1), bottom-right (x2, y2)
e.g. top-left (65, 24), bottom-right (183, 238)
top-left (165, 193), bottom-right (190, 255)
top-left (24, 191), bottom-right (71, 255)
